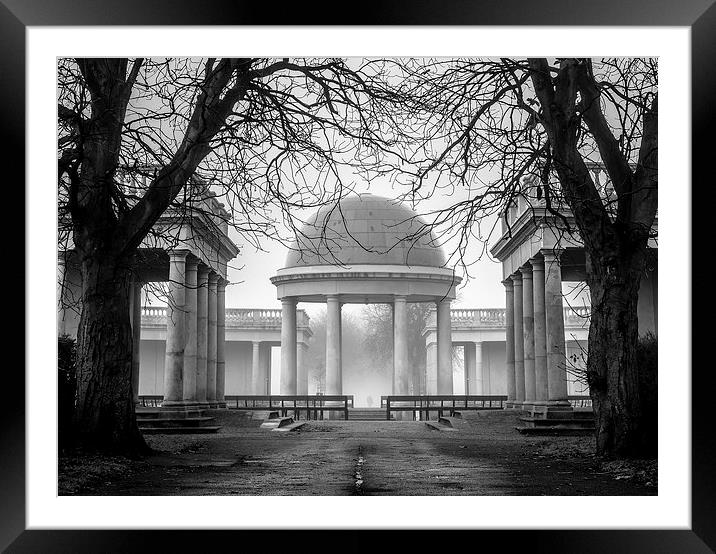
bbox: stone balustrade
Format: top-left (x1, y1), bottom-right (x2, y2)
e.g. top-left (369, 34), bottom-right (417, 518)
top-left (428, 306), bottom-right (590, 330)
top-left (142, 306), bottom-right (310, 329)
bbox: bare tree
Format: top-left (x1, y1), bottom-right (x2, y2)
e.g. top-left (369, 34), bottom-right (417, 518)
top-left (377, 58), bottom-right (658, 458)
top-left (362, 303), bottom-right (432, 395)
top-left (57, 57), bottom-right (405, 454)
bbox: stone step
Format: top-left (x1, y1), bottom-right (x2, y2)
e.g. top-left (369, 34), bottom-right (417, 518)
top-left (525, 406), bottom-right (594, 420)
top-left (348, 408), bottom-right (390, 421)
top-left (135, 409), bottom-right (206, 419)
top-left (140, 426), bottom-right (222, 435)
top-left (519, 416), bottom-right (595, 429)
top-left (136, 416), bottom-right (215, 428)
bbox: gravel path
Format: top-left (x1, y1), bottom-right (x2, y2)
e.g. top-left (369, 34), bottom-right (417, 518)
top-left (74, 410), bottom-right (656, 496)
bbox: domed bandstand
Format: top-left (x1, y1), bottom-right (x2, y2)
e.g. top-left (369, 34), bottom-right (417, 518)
top-left (270, 194), bottom-right (462, 398)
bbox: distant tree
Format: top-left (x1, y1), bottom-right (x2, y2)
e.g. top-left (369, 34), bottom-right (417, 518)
top-left (361, 303), bottom-right (432, 394)
top-left (57, 57), bottom-right (405, 454)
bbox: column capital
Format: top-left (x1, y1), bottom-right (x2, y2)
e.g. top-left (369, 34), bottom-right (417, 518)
top-left (529, 256), bottom-right (545, 269)
top-left (502, 277), bottom-right (514, 291)
top-left (185, 256), bottom-right (200, 270)
top-left (519, 264), bottom-right (533, 278)
top-left (197, 264), bottom-right (210, 278)
top-left (282, 296), bottom-right (298, 306)
top-left (540, 248), bottom-right (564, 261)
top-left (216, 276), bottom-right (228, 289)
top-left (393, 295), bottom-right (407, 302)
top-left (326, 294), bottom-right (341, 303)
top-left (208, 271), bottom-right (219, 285)
top-left (167, 249), bottom-right (191, 260)
top-left (511, 271), bottom-right (523, 283)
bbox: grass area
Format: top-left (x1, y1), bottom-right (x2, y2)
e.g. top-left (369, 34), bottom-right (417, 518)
top-left (58, 452), bottom-right (149, 495)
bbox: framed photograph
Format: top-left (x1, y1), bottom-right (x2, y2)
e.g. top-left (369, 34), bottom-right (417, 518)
top-left (7, 0), bottom-right (712, 551)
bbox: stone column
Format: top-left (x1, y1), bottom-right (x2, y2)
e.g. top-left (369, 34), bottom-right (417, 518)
top-left (261, 344), bottom-right (272, 395)
top-left (181, 258), bottom-right (198, 406)
top-left (474, 342), bottom-right (483, 395)
top-left (464, 342), bottom-right (479, 395)
top-left (436, 299), bottom-right (454, 394)
top-left (530, 256), bottom-right (549, 403)
top-left (512, 272), bottom-right (525, 405)
top-left (521, 264), bottom-right (536, 407)
top-left (426, 341), bottom-right (438, 394)
top-left (503, 278), bottom-right (516, 405)
top-left (251, 340), bottom-right (261, 395)
top-left (196, 265), bottom-right (209, 405)
top-left (162, 250), bottom-right (188, 407)
top-left (393, 296), bottom-right (409, 395)
top-left (280, 297), bottom-right (298, 394)
top-left (206, 272), bottom-right (218, 407)
top-left (216, 277), bottom-right (227, 408)
top-left (480, 342), bottom-right (490, 394)
top-left (325, 295), bottom-right (342, 395)
top-left (297, 342), bottom-right (309, 395)
top-left (542, 249), bottom-right (570, 406)
top-left (131, 279), bottom-right (143, 406)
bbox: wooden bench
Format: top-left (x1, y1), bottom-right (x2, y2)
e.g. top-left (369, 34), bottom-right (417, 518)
top-left (224, 395), bottom-right (354, 420)
top-left (381, 395), bottom-right (508, 420)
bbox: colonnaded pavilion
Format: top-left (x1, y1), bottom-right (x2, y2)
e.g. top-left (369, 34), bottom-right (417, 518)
top-left (57, 179), bottom-right (658, 416)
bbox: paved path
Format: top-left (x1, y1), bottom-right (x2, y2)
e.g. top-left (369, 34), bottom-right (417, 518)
top-left (91, 410), bottom-right (655, 496)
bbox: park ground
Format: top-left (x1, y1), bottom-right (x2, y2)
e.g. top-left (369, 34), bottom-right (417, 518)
top-left (59, 410), bottom-right (656, 496)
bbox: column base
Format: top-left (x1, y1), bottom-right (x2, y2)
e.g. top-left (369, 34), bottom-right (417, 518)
top-left (160, 400), bottom-right (201, 409)
top-left (528, 402), bottom-right (574, 420)
top-left (215, 401), bottom-right (227, 409)
top-left (520, 401), bottom-right (539, 413)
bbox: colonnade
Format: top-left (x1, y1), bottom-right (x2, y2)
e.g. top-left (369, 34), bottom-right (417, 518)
top-left (162, 249), bottom-right (228, 408)
top-left (502, 250), bottom-right (569, 408)
top-left (279, 295), bottom-right (454, 396)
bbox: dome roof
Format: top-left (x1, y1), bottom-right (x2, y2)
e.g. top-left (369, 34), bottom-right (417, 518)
top-left (284, 194), bottom-right (446, 268)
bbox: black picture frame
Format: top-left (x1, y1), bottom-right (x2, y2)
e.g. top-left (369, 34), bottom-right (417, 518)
top-left (5, 1), bottom-right (712, 551)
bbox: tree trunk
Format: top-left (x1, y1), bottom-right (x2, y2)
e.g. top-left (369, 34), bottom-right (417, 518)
top-left (585, 246), bottom-right (652, 458)
top-left (73, 250), bottom-right (148, 455)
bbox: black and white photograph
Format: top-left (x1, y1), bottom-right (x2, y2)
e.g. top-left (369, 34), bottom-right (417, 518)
top-left (8, 10), bottom-right (709, 550)
top-left (55, 55), bottom-right (660, 498)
